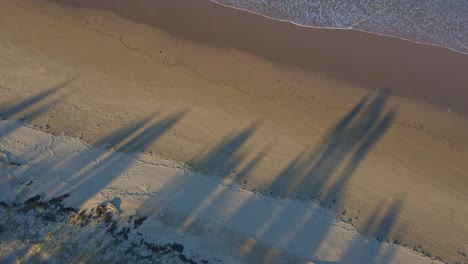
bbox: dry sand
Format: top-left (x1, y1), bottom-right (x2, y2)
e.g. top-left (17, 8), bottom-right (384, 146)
top-left (0, 0), bottom-right (467, 262)
top-left (0, 119), bottom-right (441, 264)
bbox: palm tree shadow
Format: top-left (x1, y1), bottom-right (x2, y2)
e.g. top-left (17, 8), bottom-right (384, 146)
top-left (132, 91), bottom-right (405, 263)
top-left (48, 109), bottom-right (188, 207)
top-left (340, 197), bottom-right (405, 263)
top-left (238, 92), bottom-right (404, 263)
top-left (269, 92), bottom-right (395, 206)
top-left (190, 121), bottom-right (261, 178)
top-left (252, 92), bottom-right (401, 258)
top-left (0, 80), bottom-right (73, 138)
top-left (0, 79), bottom-right (72, 120)
top-left (0, 84), bottom-right (405, 263)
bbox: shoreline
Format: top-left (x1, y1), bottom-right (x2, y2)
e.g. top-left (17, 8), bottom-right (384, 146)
top-left (209, 0), bottom-right (468, 56)
top-left (1, 0), bottom-right (468, 263)
top-left (48, 0), bottom-right (468, 116)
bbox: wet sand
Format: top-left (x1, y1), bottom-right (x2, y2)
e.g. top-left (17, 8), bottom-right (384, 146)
top-left (50, 0), bottom-right (468, 116)
top-left (1, 0), bottom-right (467, 262)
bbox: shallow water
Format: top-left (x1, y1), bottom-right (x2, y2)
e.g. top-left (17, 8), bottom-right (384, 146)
top-left (212, 0), bottom-right (468, 54)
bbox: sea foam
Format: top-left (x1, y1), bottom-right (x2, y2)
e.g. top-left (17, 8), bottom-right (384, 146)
top-left (212, 0), bottom-right (468, 54)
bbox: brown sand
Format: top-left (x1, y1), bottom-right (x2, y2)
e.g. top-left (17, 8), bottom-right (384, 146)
top-left (0, 0), bottom-right (467, 262)
top-left (49, 0), bottom-right (468, 116)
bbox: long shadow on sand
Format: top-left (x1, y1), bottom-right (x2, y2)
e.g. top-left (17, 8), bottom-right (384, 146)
top-left (0, 85), bottom-right (190, 262)
top-left (43, 109), bottom-right (188, 207)
top-left (0, 80), bottom-right (73, 138)
top-left (0, 85), bottom-right (406, 263)
top-left (0, 82), bottom-right (187, 207)
top-left (134, 91), bottom-right (404, 263)
top-left (0, 80), bottom-right (73, 181)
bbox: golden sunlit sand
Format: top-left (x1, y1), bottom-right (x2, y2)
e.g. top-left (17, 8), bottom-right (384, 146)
top-left (0, 0), bottom-right (467, 263)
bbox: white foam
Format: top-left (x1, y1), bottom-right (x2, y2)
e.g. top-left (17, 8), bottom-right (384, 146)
top-left (209, 0), bottom-right (468, 55)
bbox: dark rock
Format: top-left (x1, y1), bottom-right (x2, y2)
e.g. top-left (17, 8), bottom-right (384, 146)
top-left (107, 221), bottom-right (117, 234)
top-left (25, 195), bottom-right (42, 205)
top-left (42, 212), bottom-right (56, 221)
top-left (134, 216), bottom-right (148, 229)
top-left (95, 204), bottom-right (106, 217)
top-left (49, 194), bottom-right (70, 206)
top-left (117, 229), bottom-right (129, 240)
top-left (58, 207), bottom-right (77, 213)
top-left (178, 254), bottom-right (196, 264)
top-left (103, 212), bottom-right (113, 224)
top-left (170, 243), bottom-right (184, 253)
top-left (22, 195), bottom-right (45, 212)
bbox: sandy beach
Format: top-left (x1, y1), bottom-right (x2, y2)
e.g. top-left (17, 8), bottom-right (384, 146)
top-left (0, 0), bottom-right (467, 263)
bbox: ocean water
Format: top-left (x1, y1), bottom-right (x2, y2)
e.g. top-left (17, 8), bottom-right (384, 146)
top-left (211, 0), bottom-right (468, 54)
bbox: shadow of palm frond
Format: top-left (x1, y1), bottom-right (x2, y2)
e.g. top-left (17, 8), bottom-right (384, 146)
top-left (245, 92), bottom-right (400, 258)
top-left (267, 96), bottom-right (370, 199)
top-left (0, 80), bottom-right (72, 119)
top-left (268, 92), bottom-right (395, 207)
top-left (47, 109), bottom-right (188, 207)
top-left (94, 114), bottom-right (156, 149)
top-left (0, 80), bottom-right (73, 138)
top-left (321, 108), bottom-right (396, 206)
top-left (132, 91), bottom-right (404, 263)
top-left (340, 196), bottom-right (405, 263)
top-left (189, 121), bottom-right (261, 177)
top-left (235, 92), bottom-right (403, 263)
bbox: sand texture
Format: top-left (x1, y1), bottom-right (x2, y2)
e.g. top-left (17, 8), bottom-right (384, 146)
top-left (0, 0), bottom-right (467, 263)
